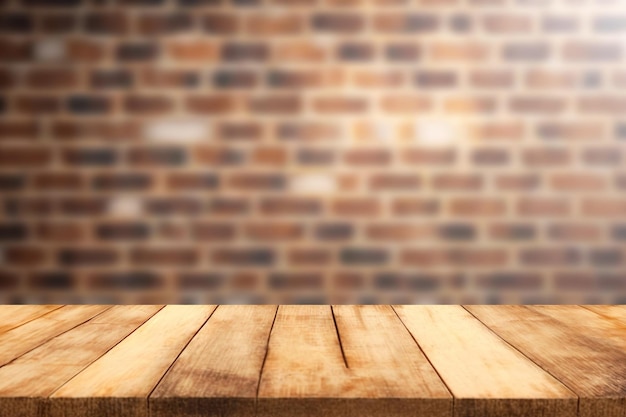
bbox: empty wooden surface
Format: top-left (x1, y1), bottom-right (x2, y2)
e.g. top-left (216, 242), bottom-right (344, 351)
top-left (0, 305), bottom-right (623, 417)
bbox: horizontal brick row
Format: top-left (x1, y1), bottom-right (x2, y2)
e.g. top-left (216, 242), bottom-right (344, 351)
top-left (2, 220), bottom-right (626, 241)
top-left (2, 245), bottom-right (626, 267)
top-left (0, 147), bottom-right (623, 167)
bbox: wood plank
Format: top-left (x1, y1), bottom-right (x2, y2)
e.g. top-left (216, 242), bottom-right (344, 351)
top-left (583, 305), bottom-right (626, 327)
top-left (49, 305), bottom-right (216, 417)
top-left (467, 305), bottom-right (626, 417)
top-left (0, 306), bottom-right (163, 417)
top-left (532, 305), bottom-right (626, 351)
top-left (332, 305), bottom-right (451, 414)
top-left (150, 305), bottom-right (277, 417)
top-left (394, 305), bottom-right (577, 417)
top-left (257, 305), bottom-right (451, 417)
top-left (0, 305), bottom-right (111, 367)
top-left (0, 305), bottom-right (62, 335)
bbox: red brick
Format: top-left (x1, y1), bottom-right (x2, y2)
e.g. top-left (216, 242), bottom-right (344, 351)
top-left (248, 95), bottom-right (300, 114)
top-left (582, 199), bottom-right (626, 217)
top-left (366, 223), bottom-right (435, 241)
top-left (344, 148), bottom-right (391, 166)
top-left (313, 96), bottom-right (367, 114)
top-left (168, 41), bottom-right (219, 61)
top-left (0, 148), bottom-right (51, 167)
top-left (369, 173), bottom-right (421, 191)
top-left (549, 173), bottom-right (607, 191)
top-left (5, 247), bottom-right (47, 266)
top-left (332, 198), bottom-right (380, 217)
top-left (246, 14), bottom-right (303, 35)
top-left (432, 174), bottom-right (483, 190)
top-left (517, 198), bottom-right (571, 217)
top-left (124, 95), bottom-right (174, 115)
top-left (287, 248), bottom-right (332, 266)
top-left (391, 198), bottom-right (439, 216)
top-left (449, 198), bottom-right (507, 217)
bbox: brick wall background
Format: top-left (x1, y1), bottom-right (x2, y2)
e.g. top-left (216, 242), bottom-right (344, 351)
top-left (1, 0), bottom-right (626, 304)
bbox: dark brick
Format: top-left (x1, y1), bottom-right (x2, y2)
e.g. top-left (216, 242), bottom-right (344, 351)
top-left (179, 273), bottom-right (223, 290)
top-left (385, 43), bottom-right (420, 61)
top-left (589, 248), bottom-right (623, 266)
top-left (0, 271), bottom-right (18, 290)
top-left (221, 43), bottom-right (268, 61)
top-left (192, 222), bottom-right (235, 241)
top-left (116, 42), bottom-right (159, 61)
top-left (30, 272), bottom-right (73, 290)
top-left (269, 273), bottom-right (321, 290)
top-left (64, 148), bottom-right (117, 166)
top-left (0, 13), bottom-right (33, 32)
top-left (315, 223), bottom-right (353, 240)
top-left (340, 248), bottom-right (388, 265)
top-left (96, 223), bottom-right (150, 240)
top-left (40, 14), bottom-right (76, 33)
top-left (213, 70), bottom-right (257, 88)
top-left (0, 224), bottom-right (27, 241)
top-left (415, 71), bottom-right (457, 88)
top-left (337, 43), bottom-right (374, 61)
top-left (127, 147), bottom-right (187, 166)
top-left (90, 272), bottom-right (162, 290)
top-left (0, 174), bottom-right (25, 191)
top-left (439, 224), bottom-right (476, 240)
top-left (84, 13), bottom-right (128, 35)
top-left (374, 273), bottom-right (400, 290)
top-left (59, 198), bottom-right (108, 216)
top-left (208, 198), bottom-right (249, 215)
top-left (297, 148), bottom-right (335, 165)
top-left (139, 13), bottom-right (193, 35)
top-left (375, 14), bottom-right (438, 33)
top-left (91, 70), bottom-right (133, 89)
top-left (92, 173), bottom-right (152, 191)
top-left (611, 224), bottom-right (626, 240)
top-left (167, 173), bottom-right (219, 190)
top-left (213, 248), bottom-right (275, 266)
top-left (67, 96), bottom-right (112, 115)
top-left (478, 272), bottom-right (542, 290)
top-left (312, 13), bottom-right (363, 33)
top-left (408, 275), bottom-right (440, 291)
top-left (58, 248), bottom-right (118, 266)
top-left (449, 14), bottom-right (472, 32)
top-left (145, 198), bottom-right (205, 216)
top-left (201, 13), bottom-right (238, 34)
top-left (503, 43), bottom-right (550, 61)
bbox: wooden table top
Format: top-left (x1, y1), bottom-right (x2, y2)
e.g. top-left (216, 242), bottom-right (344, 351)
top-left (0, 305), bottom-right (624, 417)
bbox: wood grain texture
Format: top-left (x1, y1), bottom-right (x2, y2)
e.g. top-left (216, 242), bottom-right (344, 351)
top-left (150, 305), bottom-right (278, 417)
top-left (467, 305), bottom-right (626, 417)
top-left (257, 305), bottom-right (451, 417)
top-left (0, 305), bottom-right (62, 335)
top-left (1, 305), bottom-right (626, 417)
top-left (0, 305), bottom-right (110, 367)
top-left (49, 305), bottom-right (216, 417)
top-left (394, 305), bottom-right (577, 417)
top-left (0, 306), bottom-right (163, 417)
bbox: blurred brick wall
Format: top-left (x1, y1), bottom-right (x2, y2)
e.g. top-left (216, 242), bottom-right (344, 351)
top-left (1, 0), bottom-right (626, 304)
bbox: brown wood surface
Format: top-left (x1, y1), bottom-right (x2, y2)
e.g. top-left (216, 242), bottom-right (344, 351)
top-left (49, 305), bottom-right (216, 417)
top-left (395, 305), bottom-right (577, 417)
top-left (466, 305), bottom-right (626, 417)
top-left (0, 305), bottom-right (623, 417)
top-left (151, 305), bottom-right (278, 417)
top-left (0, 306), bottom-right (162, 417)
